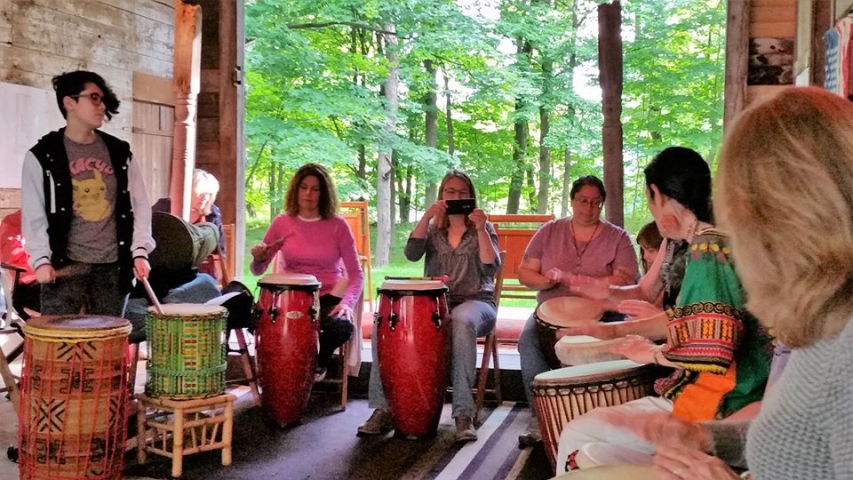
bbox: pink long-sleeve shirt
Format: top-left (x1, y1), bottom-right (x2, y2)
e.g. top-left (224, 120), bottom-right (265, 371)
top-left (250, 214), bottom-right (364, 309)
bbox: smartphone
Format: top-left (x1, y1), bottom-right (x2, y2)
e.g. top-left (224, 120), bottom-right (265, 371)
top-left (445, 198), bottom-right (476, 216)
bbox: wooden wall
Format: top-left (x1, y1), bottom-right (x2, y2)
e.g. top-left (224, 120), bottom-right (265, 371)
top-left (0, 0), bottom-right (175, 138)
top-left (746, 0), bottom-right (798, 105)
top-left (197, 0), bottom-right (246, 274)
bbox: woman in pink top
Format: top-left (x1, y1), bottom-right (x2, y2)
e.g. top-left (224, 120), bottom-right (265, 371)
top-left (250, 163), bottom-right (364, 379)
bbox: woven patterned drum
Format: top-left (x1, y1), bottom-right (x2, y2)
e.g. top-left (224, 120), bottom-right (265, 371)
top-left (145, 304), bottom-right (228, 399)
top-left (19, 315), bottom-right (131, 480)
top-left (532, 360), bottom-right (658, 471)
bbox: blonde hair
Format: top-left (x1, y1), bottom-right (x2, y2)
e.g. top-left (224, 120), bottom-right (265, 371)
top-left (715, 87), bottom-right (853, 348)
top-left (192, 169), bottom-right (220, 216)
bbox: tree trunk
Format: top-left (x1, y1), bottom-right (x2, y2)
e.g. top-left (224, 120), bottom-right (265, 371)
top-left (400, 165), bottom-right (412, 223)
top-left (507, 40), bottom-right (531, 214)
top-left (599, 1), bottom-right (624, 227)
top-left (537, 104), bottom-right (551, 214)
top-left (423, 60), bottom-right (439, 210)
top-left (561, 148), bottom-right (572, 218)
top-left (525, 165), bottom-right (536, 210)
top-left (374, 25), bottom-right (399, 267)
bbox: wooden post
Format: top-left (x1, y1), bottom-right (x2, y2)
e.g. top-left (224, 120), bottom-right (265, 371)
top-left (598, 1), bottom-right (624, 227)
top-left (723, 0), bottom-right (749, 130)
top-left (170, 1), bottom-right (203, 220)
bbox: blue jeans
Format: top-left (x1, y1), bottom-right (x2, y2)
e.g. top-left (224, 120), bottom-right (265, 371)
top-left (518, 312), bottom-right (548, 413)
top-left (125, 274), bottom-right (220, 342)
top-left (369, 299), bottom-right (496, 419)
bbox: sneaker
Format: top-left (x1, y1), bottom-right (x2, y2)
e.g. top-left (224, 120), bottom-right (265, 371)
top-left (518, 417), bottom-right (542, 448)
top-left (357, 409), bottom-right (394, 436)
top-left (314, 367), bottom-right (327, 382)
top-left (455, 415), bottom-right (477, 443)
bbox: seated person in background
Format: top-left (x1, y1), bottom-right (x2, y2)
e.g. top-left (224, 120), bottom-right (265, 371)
top-left (152, 168), bottom-right (226, 281)
top-left (554, 146), bottom-right (773, 474)
top-left (636, 221), bottom-right (662, 278)
top-left (619, 86), bottom-right (853, 480)
top-left (0, 210), bottom-right (40, 319)
top-left (250, 163), bottom-right (363, 381)
top-left (516, 175), bottom-right (639, 446)
top-left (126, 169), bottom-right (227, 342)
top-left (358, 170), bottom-right (501, 443)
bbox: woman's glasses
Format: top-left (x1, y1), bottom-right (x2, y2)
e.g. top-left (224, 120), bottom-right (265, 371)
top-left (443, 188), bottom-right (470, 196)
top-left (71, 93), bottom-right (104, 106)
top-left (573, 197), bottom-right (604, 208)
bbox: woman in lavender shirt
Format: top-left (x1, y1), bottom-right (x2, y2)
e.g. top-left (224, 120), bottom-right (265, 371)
top-left (516, 175), bottom-right (639, 446)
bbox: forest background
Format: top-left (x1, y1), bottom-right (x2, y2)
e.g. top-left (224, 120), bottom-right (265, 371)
top-left (241, 0), bottom-right (726, 283)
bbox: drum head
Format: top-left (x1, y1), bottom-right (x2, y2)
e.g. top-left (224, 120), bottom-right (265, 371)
top-left (533, 359), bottom-right (646, 384)
top-left (148, 304), bottom-right (228, 316)
top-left (379, 279), bottom-right (446, 291)
top-left (259, 273), bottom-right (321, 287)
top-left (25, 315), bottom-right (130, 331)
top-left (23, 315), bottom-right (132, 340)
top-left (536, 296), bottom-right (605, 328)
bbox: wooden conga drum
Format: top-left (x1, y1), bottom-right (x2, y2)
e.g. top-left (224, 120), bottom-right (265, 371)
top-left (534, 297), bottom-right (605, 369)
top-left (254, 273), bottom-right (320, 426)
top-left (19, 315), bottom-right (131, 480)
top-left (375, 279), bottom-right (450, 438)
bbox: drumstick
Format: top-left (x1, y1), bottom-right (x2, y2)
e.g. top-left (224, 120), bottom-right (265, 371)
top-left (141, 277), bottom-right (165, 315)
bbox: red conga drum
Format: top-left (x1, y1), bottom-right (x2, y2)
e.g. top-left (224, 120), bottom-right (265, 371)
top-left (254, 273), bottom-right (320, 426)
top-left (375, 279), bottom-right (450, 438)
top-left (18, 315), bottom-right (131, 480)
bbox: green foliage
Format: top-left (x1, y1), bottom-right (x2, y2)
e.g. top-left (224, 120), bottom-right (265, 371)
top-left (244, 0), bottom-right (726, 231)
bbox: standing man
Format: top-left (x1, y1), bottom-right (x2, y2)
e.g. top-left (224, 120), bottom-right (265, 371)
top-left (21, 71), bottom-right (155, 316)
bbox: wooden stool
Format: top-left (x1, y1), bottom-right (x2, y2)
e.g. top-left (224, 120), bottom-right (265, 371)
top-left (136, 393), bottom-right (236, 477)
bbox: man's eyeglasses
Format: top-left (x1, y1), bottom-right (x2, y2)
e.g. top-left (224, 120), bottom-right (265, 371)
top-left (573, 197), bottom-right (603, 208)
top-left (71, 93), bottom-right (104, 106)
top-left (443, 188), bottom-right (471, 196)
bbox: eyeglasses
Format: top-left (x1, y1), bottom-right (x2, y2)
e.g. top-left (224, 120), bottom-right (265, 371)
top-left (443, 188), bottom-right (470, 196)
top-left (573, 197), bottom-right (603, 208)
top-left (71, 93), bottom-right (103, 106)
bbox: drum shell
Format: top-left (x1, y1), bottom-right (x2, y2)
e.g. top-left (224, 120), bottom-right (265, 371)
top-left (145, 305), bottom-right (228, 399)
top-left (19, 315), bottom-right (131, 480)
top-left (149, 212), bottom-right (219, 273)
top-left (375, 288), bottom-right (450, 438)
top-left (532, 361), bottom-right (659, 471)
top-left (535, 297), bottom-right (604, 369)
top-left (254, 283), bottom-right (320, 425)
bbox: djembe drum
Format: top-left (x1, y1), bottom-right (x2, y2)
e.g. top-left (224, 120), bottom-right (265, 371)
top-left (18, 315), bottom-right (131, 480)
top-left (532, 360), bottom-right (658, 471)
top-left (254, 273), bottom-right (321, 426)
top-left (534, 297), bottom-right (606, 369)
top-left (145, 304), bottom-right (228, 399)
top-left (375, 279), bottom-right (450, 438)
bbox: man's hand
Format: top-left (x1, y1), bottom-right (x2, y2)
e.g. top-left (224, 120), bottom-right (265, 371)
top-left (35, 264), bottom-right (55, 284)
top-left (133, 257), bottom-right (151, 280)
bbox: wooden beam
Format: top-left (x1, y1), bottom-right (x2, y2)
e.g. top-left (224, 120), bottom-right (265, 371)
top-left (724, 0), bottom-right (750, 130)
top-left (169, 1), bottom-right (202, 221)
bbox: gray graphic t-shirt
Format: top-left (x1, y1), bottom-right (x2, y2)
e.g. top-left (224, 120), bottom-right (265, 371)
top-left (64, 135), bottom-right (118, 263)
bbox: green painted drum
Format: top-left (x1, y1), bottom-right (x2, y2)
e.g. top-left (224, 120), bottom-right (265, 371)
top-left (145, 304), bottom-right (228, 399)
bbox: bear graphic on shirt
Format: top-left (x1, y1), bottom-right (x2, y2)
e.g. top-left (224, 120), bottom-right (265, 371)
top-left (73, 170), bottom-right (111, 221)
